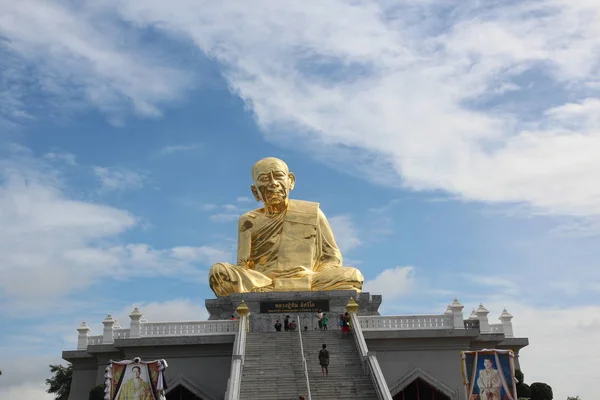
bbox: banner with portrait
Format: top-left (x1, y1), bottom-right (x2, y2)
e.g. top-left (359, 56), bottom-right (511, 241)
top-left (460, 349), bottom-right (517, 400)
top-left (104, 357), bottom-right (168, 400)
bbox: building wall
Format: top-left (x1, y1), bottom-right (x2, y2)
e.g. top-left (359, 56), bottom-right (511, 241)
top-left (64, 337), bottom-right (235, 400)
top-left (366, 334), bottom-right (529, 400)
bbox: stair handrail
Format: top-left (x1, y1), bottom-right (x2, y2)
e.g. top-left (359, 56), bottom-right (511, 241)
top-left (224, 316), bottom-right (247, 400)
top-left (297, 315), bottom-right (313, 400)
top-left (350, 313), bottom-right (393, 400)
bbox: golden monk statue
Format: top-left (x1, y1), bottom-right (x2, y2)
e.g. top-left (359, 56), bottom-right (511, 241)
top-left (209, 157), bottom-right (364, 296)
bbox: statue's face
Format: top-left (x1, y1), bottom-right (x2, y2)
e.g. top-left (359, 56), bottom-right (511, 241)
top-left (251, 158), bottom-right (295, 206)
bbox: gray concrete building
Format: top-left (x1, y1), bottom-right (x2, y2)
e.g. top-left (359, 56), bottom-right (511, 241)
top-left (63, 291), bottom-right (528, 400)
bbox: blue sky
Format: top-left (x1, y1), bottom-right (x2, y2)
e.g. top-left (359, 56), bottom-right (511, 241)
top-left (1, 1), bottom-right (599, 399)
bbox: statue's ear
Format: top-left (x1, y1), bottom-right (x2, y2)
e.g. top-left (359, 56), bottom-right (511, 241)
top-left (288, 172), bottom-right (296, 191)
top-left (250, 185), bottom-right (261, 201)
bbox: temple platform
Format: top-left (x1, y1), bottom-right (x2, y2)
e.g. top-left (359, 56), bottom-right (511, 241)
top-left (205, 290), bottom-right (382, 332)
top-left (63, 296), bottom-right (528, 400)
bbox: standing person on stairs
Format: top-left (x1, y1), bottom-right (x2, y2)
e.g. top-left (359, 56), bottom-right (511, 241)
top-left (317, 309), bottom-right (324, 330)
top-left (318, 344), bottom-right (330, 377)
top-left (322, 313), bottom-right (329, 330)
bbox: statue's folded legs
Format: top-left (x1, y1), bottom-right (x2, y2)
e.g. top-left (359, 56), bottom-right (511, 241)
top-left (209, 262), bottom-right (363, 296)
top-left (209, 263), bottom-right (273, 297)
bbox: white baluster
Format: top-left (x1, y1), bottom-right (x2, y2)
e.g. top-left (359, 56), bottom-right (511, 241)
top-left (476, 304), bottom-right (490, 333)
top-left (102, 314), bottom-right (116, 344)
top-left (77, 321), bottom-right (91, 350)
top-left (499, 308), bottom-right (514, 338)
top-left (129, 307), bottom-right (144, 338)
top-left (450, 298), bottom-right (465, 329)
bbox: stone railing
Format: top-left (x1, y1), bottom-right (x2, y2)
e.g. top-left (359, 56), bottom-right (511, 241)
top-left (140, 321), bottom-right (236, 337)
top-left (74, 300), bottom-right (516, 350)
top-left (359, 315), bottom-right (454, 330)
top-left (88, 335), bottom-right (103, 345)
top-left (76, 307), bottom-right (238, 350)
top-left (114, 329), bottom-right (131, 339)
top-left (357, 299), bottom-right (515, 338)
top-left (350, 312), bottom-right (393, 400)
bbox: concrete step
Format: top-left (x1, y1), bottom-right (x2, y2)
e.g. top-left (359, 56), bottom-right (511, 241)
top-left (239, 329), bottom-right (378, 400)
top-left (300, 330), bottom-right (379, 399)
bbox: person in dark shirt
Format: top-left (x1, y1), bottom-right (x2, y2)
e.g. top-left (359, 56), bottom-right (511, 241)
top-left (284, 315), bottom-right (290, 331)
top-left (318, 344), bottom-right (330, 376)
top-left (274, 320), bottom-right (282, 331)
top-left (289, 320), bottom-right (297, 331)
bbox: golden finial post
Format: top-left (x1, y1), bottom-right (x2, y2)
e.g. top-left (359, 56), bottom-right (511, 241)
top-left (235, 300), bottom-right (251, 332)
top-left (345, 297), bottom-right (359, 314)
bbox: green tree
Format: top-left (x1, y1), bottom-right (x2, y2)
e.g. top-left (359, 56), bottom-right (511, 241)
top-left (530, 382), bottom-right (553, 400)
top-left (567, 397), bottom-right (580, 400)
top-left (89, 384), bottom-right (106, 400)
top-left (46, 364), bottom-right (72, 400)
top-left (515, 369), bottom-right (524, 384)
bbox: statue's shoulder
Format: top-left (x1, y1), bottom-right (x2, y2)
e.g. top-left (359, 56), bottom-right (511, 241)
top-left (288, 199), bottom-right (320, 214)
top-left (238, 208), bottom-right (264, 232)
top-left (239, 208), bottom-right (263, 221)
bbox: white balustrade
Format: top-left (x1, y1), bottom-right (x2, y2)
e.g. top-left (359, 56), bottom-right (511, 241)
top-left (88, 335), bottom-right (103, 345)
top-left (359, 315), bottom-right (453, 330)
top-left (113, 329), bottom-right (131, 339)
top-left (76, 301), bottom-right (517, 350)
top-left (140, 321), bottom-right (237, 337)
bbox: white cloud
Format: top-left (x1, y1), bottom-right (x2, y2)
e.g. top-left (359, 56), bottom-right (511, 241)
top-left (99, 0), bottom-right (600, 219)
top-left (0, 0), bottom-right (191, 123)
top-left (236, 196), bottom-right (253, 203)
top-left (209, 213), bottom-right (239, 223)
top-left (363, 266), bottom-right (416, 300)
top-left (328, 215), bottom-right (361, 253)
top-left (464, 275), bottom-right (520, 296)
top-left (0, 383), bottom-right (54, 400)
top-left (0, 355), bottom-right (60, 400)
top-left (113, 299), bottom-right (209, 324)
top-left (3, 1), bottom-right (600, 217)
top-left (160, 143), bottom-right (202, 155)
top-left (0, 152), bottom-right (229, 310)
top-left (42, 151), bottom-right (76, 165)
top-left (92, 166), bottom-right (146, 192)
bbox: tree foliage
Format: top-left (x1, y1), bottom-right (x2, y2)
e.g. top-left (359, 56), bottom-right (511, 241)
top-left (515, 369), bottom-right (524, 384)
top-left (530, 382), bottom-right (553, 400)
top-left (517, 382), bottom-right (531, 399)
top-left (89, 384), bottom-right (106, 400)
top-left (46, 364), bottom-right (73, 400)
top-left (515, 369), bottom-right (530, 398)
top-left (567, 397), bottom-right (580, 400)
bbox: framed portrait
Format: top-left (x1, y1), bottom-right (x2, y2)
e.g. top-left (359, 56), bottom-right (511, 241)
top-left (105, 357), bottom-right (168, 400)
top-left (460, 349), bottom-right (517, 400)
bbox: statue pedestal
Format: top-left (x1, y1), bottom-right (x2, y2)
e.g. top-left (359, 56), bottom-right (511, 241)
top-left (205, 291), bottom-right (382, 332)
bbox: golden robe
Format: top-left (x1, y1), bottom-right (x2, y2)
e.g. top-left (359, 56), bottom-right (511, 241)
top-left (209, 200), bottom-right (363, 296)
top-left (477, 368), bottom-right (501, 400)
top-left (117, 376), bottom-right (152, 400)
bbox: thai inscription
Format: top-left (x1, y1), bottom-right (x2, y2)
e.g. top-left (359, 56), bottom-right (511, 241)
top-left (259, 300), bottom-right (330, 313)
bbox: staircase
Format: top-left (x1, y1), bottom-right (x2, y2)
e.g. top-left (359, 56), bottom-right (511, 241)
top-left (240, 332), bottom-right (308, 399)
top-left (301, 330), bottom-right (379, 399)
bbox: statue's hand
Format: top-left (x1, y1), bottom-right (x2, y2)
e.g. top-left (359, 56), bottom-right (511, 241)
top-left (239, 259), bottom-right (255, 269)
top-left (268, 266), bottom-right (313, 279)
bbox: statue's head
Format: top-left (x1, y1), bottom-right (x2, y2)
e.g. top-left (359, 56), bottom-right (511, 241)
top-left (251, 157), bottom-right (296, 206)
